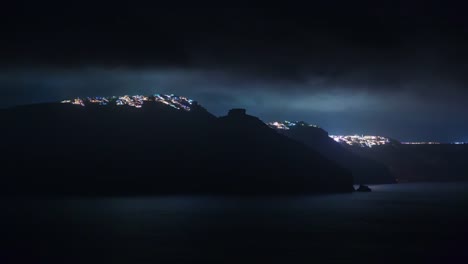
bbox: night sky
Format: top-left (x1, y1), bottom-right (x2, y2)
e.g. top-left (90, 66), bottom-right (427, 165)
top-left (2, 2), bottom-right (468, 142)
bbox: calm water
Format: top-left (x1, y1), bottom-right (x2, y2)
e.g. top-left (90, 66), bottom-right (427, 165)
top-left (2, 182), bottom-right (468, 263)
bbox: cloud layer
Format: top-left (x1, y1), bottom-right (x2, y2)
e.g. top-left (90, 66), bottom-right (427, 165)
top-left (2, 3), bottom-right (468, 141)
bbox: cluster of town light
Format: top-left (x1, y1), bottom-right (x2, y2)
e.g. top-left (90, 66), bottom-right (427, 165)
top-left (329, 135), bottom-right (390, 148)
top-left (267, 120), bottom-right (319, 130)
top-left (268, 121), bottom-right (390, 148)
top-left (61, 94), bottom-right (194, 111)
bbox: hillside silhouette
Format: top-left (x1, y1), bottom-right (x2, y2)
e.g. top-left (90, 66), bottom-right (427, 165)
top-left (272, 123), bottom-right (396, 184)
top-left (1, 101), bottom-right (353, 195)
top-left (348, 143), bottom-right (468, 183)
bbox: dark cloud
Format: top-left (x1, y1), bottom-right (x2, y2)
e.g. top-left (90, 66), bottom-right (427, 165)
top-left (2, 2), bottom-right (468, 141)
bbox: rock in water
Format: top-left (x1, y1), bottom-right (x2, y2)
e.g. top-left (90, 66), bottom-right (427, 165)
top-left (356, 185), bottom-right (372, 192)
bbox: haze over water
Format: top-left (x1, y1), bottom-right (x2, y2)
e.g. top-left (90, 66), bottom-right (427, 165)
top-left (2, 182), bottom-right (468, 263)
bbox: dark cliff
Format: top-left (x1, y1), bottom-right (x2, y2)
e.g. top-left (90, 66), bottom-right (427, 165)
top-left (1, 104), bottom-right (353, 195)
top-left (275, 124), bottom-right (395, 184)
top-left (349, 143), bottom-right (468, 183)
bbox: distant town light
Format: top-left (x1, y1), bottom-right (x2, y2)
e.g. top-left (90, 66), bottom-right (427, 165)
top-left (329, 135), bottom-right (390, 148)
top-left (60, 93), bottom-right (194, 111)
top-left (267, 121), bottom-right (320, 130)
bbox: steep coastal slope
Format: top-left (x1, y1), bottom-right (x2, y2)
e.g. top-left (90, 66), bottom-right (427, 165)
top-left (1, 98), bottom-right (353, 195)
top-left (269, 122), bottom-right (395, 184)
top-left (349, 143), bottom-right (468, 183)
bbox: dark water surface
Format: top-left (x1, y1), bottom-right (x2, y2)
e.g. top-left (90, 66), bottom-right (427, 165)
top-left (2, 182), bottom-right (468, 263)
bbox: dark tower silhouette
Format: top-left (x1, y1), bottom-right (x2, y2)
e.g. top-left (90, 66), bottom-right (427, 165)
top-left (228, 108), bottom-right (246, 117)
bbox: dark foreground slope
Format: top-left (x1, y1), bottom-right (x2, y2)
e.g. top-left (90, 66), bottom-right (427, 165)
top-left (1, 104), bottom-right (353, 195)
top-left (275, 124), bottom-right (395, 184)
top-left (348, 143), bottom-right (468, 183)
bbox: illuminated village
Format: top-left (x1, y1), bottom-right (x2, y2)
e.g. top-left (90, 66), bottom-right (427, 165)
top-left (329, 135), bottom-right (390, 148)
top-left (61, 94), bottom-right (194, 111)
top-left (267, 120), bottom-right (320, 130)
top-left (267, 121), bottom-right (391, 148)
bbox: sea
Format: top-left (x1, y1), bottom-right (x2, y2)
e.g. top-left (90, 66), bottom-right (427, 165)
top-left (2, 182), bottom-right (468, 263)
